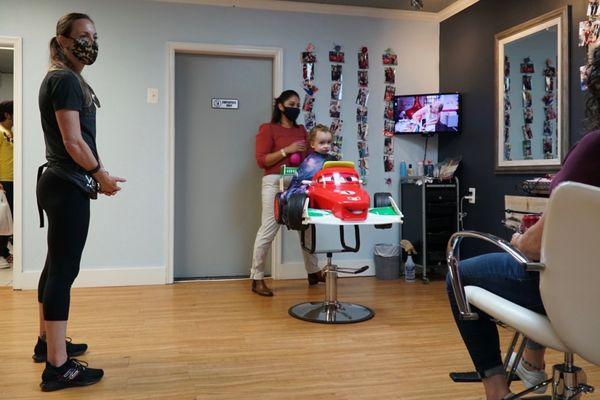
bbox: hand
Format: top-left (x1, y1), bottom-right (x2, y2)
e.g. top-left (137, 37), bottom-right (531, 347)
top-left (285, 141), bottom-right (307, 154)
top-left (93, 170), bottom-right (127, 196)
top-left (510, 232), bottom-right (521, 247)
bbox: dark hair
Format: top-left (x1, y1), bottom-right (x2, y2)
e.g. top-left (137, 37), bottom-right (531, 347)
top-left (308, 124), bottom-right (331, 143)
top-left (0, 100), bottom-right (13, 123)
top-left (49, 13), bottom-right (95, 107)
top-left (271, 90), bottom-right (300, 125)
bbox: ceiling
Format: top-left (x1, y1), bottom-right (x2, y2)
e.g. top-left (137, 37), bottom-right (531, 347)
top-left (274, 0), bottom-right (459, 13)
top-left (0, 49), bottom-right (13, 74)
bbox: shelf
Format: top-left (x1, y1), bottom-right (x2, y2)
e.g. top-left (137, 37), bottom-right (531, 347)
top-left (400, 177), bottom-right (459, 281)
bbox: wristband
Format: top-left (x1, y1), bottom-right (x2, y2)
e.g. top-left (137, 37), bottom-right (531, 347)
top-left (87, 163), bottom-right (101, 175)
top-left (280, 148), bottom-right (287, 157)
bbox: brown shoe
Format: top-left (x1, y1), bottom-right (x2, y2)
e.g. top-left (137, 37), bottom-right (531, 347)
top-left (252, 279), bottom-right (273, 296)
top-left (307, 270), bottom-right (326, 286)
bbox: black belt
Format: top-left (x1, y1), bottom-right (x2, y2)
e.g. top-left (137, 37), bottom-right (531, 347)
top-left (37, 163), bottom-right (48, 228)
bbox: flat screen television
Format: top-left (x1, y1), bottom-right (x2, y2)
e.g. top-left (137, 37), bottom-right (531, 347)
top-left (393, 93), bottom-right (461, 134)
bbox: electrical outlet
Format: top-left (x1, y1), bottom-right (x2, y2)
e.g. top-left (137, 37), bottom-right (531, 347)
top-left (467, 187), bottom-right (476, 204)
top-left (147, 88), bottom-right (159, 104)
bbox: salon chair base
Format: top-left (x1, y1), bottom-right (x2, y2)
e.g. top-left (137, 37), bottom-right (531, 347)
top-left (289, 246), bottom-right (373, 324)
top-left (451, 364), bottom-right (594, 400)
top-left (288, 301), bottom-right (374, 324)
top-left (449, 371), bottom-right (521, 383)
top-left (503, 361), bottom-right (595, 400)
top-left (448, 371), bottom-right (551, 400)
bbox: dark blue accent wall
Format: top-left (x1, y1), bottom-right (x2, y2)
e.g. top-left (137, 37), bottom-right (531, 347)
top-left (439, 0), bottom-right (588, 256)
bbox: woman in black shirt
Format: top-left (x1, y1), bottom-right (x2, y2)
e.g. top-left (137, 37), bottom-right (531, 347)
top-left (35, 13), bottom-right (125, 392)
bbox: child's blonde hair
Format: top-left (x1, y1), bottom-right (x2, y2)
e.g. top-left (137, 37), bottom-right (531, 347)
top-left (308, 124), bottom-right (332, 144)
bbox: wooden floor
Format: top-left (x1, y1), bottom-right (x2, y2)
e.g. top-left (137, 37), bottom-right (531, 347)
top-left (0, 278), bottom-right (598, 400)
top-left (0, 266), bottom-right (11, 285)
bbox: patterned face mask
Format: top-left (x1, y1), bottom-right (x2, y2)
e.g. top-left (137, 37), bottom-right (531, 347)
top-left (69, 36), bottom-right (98, 65)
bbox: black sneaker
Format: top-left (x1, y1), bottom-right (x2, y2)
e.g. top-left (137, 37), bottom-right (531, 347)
top-left (307, 270), bottom-right (326, 285)
top-left (40, 359), bottom-right (104, 392)
top-left (33, 336), bottom-right (88, 363)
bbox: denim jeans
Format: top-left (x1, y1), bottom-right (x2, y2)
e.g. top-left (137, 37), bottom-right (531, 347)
top-left (446, 253), bottom-right (546, 377)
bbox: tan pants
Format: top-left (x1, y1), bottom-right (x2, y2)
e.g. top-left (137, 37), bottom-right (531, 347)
top-left (250, 174), bottom-right (319, 280)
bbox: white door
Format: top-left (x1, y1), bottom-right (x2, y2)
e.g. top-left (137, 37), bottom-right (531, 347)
top-left (174, 53), bottom-right (272, 279)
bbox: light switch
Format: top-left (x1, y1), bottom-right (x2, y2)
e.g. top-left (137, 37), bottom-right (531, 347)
top-left (147, 88), bottom-right (159, 104)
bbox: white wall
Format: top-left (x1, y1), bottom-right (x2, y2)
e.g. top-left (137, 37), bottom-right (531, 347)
top-left (0, 0), bottom-right (439, 288)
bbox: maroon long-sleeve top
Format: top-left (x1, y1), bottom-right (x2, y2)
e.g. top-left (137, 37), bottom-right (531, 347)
top-left (255, 123), bottom-right (308, 176)
top-left (550, 131), bottom-right (600, 192)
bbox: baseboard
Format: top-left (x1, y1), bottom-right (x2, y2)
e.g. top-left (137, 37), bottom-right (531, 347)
top-left (275, 259), bottom-right (373, 280)
top-left (15, 261), bottom-right (373, 289)
top-left (15, 266), bottom-right (166, 290)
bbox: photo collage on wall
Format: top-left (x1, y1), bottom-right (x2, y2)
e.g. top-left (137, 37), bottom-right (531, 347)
top-left (302, 43), bottom-right (317, 130)
top-left (329, 44), bottom-right (344, 160)
top-left (382, 48), bottom-right (398, 175)
top-left (521, 57), bottom-right (534, 160)
top-left (503, 55), bottom-right (512, 161)
top-left (579, 0), bottom-right (600, 90)
top-left (542, 59), bottom-right (557, 159)
top-left (356, 46), bottom-right (370, 183)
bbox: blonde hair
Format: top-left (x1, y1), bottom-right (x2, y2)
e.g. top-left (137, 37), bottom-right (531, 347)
top-left (308, 124), bottom-right (332, 144)
top-left (49, 13), bottom-right (95, 107)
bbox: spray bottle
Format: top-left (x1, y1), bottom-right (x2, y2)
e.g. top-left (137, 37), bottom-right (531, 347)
top-left (400, 240), bottom-right (417, 283)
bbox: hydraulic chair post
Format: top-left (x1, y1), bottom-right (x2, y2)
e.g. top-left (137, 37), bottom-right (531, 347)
top-left (324, 253), bottom-right (337, 305)
top-left (288, 226), bottom-right (374, 324)
top-left (550, 353), bottom-right (594, 400)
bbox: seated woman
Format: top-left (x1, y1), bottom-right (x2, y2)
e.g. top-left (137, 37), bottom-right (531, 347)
top-left (446, 47), bottom-right (600, 400)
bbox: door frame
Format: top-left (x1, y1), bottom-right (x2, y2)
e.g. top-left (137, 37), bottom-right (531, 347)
top-left (166, 42), bottom-right (283, 283)
top-left (0, 36), bottom-right (22, 289)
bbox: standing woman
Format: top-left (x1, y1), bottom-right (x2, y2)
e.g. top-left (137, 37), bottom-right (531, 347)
top-left (35, 13), bottom-right (125, 391)
top-left (250, 90), bottom-right (324, 296)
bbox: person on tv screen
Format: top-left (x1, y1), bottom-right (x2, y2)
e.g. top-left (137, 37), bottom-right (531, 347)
top-left (412, 100), bottom-right (449, 132)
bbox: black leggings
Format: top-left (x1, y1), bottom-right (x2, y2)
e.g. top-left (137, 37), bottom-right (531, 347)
top-left (37, 170), bottom-right (90, 321)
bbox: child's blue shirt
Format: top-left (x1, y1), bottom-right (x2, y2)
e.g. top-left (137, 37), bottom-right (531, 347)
top-left (285, 152), bottom-right (334, 199)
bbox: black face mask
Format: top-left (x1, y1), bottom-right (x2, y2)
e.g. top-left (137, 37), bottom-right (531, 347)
top-left (69, 36), bottom-right (99, 65)
top-left (282, 106), bottom-right (300, 123)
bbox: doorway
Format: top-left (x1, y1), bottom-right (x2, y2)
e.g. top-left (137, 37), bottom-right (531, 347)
top-left (167, 44), bottom-right (283, 281)
top-left (0, 37), bottom-right (20, 288)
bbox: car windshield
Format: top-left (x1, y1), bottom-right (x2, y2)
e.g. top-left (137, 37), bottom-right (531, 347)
top-left (317, 175), bottom-right (334, 184)
top-left (317, 172), bottom-right (360, 186)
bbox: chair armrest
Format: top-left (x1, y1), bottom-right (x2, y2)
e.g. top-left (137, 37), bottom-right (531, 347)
top-left (446, 231), bottom-right (545, 321)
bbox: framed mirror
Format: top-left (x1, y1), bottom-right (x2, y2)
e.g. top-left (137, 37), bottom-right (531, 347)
top-left (495, 7), bottom-right (569, 174)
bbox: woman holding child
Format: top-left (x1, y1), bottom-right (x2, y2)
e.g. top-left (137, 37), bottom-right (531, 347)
top-left (250, 90), bottom-right (331, 296)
